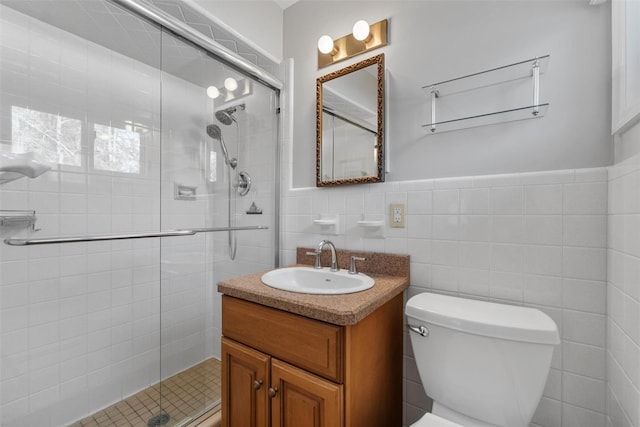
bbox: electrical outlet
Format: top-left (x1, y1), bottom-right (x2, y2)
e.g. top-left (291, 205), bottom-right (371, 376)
top-left (390, 203), bottom-right (405, 228)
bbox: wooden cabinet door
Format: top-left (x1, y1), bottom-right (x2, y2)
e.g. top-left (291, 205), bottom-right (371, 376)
top-left (270, 359), bottom-right (343, 427)
top-left (222, 337), bottom-right (270, 427)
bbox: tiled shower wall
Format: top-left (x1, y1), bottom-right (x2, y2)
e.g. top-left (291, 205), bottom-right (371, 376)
top-left (0, 6), bottom-right (211, 426)
top-left (280, 167), bottom-right (608, 427)
top-left (0, 4), bottom-right (279, 425)
top-left (607, 151), bottom-right (640, 427)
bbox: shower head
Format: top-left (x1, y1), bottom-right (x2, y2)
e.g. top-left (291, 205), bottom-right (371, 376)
top-left (206, 124), bottom-right (237, 169)
top-left (215, 110), bottom-right (234, 126)
top-left (215, 103), bottom-right (245, 126)
top-left (206, 123), bottom-right (222, 140)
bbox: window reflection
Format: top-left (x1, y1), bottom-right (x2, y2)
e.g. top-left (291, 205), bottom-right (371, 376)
top-left (209, 151), bottom-right (217, 182)
top-left (10, 106), bottom-right (143, 174)
top-left (11, 106), bottom-right (82, 166)
top-left (94, 124), bottom-right (141, 174)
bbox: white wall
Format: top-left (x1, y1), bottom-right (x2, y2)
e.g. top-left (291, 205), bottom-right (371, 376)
top-left (284, 0), bottom-right (612, 187)
top-left (615, 121), bottom-right (640, 163)
top-left (280, 56), bottom-right (610, 425)
top-left (607, 120), bottom-right (640, 427)
top-left (279, 162), bottom-right (609, 426)
top-left (187, 0), bottom-right (284, 63)
top-left (278, 2), bottom-right (614, 425)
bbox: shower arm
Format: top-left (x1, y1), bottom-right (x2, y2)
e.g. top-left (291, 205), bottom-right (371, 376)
top-left (3, 225), bottom-right (268, 246)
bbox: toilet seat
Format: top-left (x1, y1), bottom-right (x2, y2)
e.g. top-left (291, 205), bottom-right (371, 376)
top-left (411, 413), bottom-right (463, 427)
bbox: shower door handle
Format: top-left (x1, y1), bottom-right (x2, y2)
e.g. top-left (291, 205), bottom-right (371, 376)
top-left (4, 230), bottom-right (195, 245)
top-left (4, 225), bottom-right (269, 246)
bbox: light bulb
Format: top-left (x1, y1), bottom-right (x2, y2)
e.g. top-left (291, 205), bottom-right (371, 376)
top-left (224, 77), bottom-right (238, 92)
top-left (352, 20), bottom-right (370, 41)
top-left (317, 35), bottom-right (335, 54)
top-left (206, 86), bottom-right (220, 99)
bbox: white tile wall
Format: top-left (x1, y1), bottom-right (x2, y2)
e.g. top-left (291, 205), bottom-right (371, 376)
top-left (607, 150), bottom-right (640, 427)
top-left (280, 166), bottom-right (609, 427)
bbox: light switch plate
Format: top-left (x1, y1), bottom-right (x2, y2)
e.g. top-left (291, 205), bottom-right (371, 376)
top-left (390, 203), bottom-right (405, 228)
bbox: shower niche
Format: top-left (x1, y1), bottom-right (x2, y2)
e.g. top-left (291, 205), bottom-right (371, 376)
top-left (422, 55), bottom-right (550, 134)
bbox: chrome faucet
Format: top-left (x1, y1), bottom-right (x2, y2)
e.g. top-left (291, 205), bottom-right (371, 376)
top-left (308, 240), bottom-right (339, 272)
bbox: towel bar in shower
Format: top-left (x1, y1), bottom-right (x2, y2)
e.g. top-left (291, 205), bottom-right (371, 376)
top-left (3, 225), bottom-right (269, 246)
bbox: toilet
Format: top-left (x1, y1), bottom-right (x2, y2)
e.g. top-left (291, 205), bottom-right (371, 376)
top-left (405, 292), bottom-right (560, 427)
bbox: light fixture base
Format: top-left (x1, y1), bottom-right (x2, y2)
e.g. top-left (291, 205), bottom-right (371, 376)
top-left (318, 19), bottom-right (387, 69)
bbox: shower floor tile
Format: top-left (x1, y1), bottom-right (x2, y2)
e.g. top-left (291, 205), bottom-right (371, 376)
top-left (70, 358), bottom-right (221, 427)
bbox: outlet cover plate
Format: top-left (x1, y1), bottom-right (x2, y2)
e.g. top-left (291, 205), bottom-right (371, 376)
top-left (390, 203), bottom-right (405, 228)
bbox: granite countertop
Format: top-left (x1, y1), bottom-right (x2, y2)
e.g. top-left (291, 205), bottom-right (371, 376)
top-left (217, 248), bottom-right (410, 326)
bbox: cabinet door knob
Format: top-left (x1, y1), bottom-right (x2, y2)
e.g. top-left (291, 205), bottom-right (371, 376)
top-left (268, 387), bottom-right (278, 397)
top-left (253, 380), bottom-right (263, 390)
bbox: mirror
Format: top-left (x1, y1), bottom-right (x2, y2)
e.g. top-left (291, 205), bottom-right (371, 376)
top-left (316, 54), bottom-right (384, 186)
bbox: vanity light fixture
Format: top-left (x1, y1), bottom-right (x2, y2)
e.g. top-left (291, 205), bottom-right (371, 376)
top-left (352, 20), bottom-right (371, 42)
top-left (317, 35), bottom-right (338, 55)
top-left (317, 18), bottom-right (387, 69)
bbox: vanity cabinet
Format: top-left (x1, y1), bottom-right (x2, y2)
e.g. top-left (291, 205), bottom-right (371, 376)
top-left (220, 294), bottom-right (403, 427)
top-left (222, 338), bottom-right (270, 427)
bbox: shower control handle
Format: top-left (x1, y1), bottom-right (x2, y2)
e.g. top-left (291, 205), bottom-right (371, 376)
top-left (235, 171), bottom-right (252, 196)
top-left (253, 380), bottom-right (263, 390)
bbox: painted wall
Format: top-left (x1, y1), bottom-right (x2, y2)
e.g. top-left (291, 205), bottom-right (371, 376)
top-left (283, 0), bottom-right (612, 187)
top-left (615, 121), bottom-right (640, 163)
top-left (188, 0), bottom-right (284, 63)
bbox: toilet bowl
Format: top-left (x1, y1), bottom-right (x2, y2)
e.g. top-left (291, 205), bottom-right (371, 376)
top-left (406, 292), bottom-right (560, 427)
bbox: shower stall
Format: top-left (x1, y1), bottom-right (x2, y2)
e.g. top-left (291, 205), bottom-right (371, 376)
top-left (0, 1), bottom-right (281, 425)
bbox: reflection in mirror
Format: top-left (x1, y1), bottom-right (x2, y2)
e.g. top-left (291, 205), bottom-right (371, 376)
top-left (316, 54), bottom-right (384, 186)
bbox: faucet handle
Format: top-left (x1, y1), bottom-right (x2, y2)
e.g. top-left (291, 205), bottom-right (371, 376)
top-left (306, 251), bottom-right (322, 269)
top-left (349, 256), bottom-right (366, 274)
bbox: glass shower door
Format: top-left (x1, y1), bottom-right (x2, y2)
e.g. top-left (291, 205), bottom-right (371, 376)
top-left (0, 1), bottom-right (279, 425)
top-left (0, 1), bottom-right (166, 426)
top-left (157, 26), bottom-right (280, 425)
top-left (156, 30), bottom-right (219, 426)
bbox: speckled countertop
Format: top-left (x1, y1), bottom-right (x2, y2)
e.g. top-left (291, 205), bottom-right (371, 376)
top-left (217, 248), bottom-right (410, 326)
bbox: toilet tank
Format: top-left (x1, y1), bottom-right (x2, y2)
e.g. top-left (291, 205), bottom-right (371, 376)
top-left (406, 293), bottom-right (560, 427)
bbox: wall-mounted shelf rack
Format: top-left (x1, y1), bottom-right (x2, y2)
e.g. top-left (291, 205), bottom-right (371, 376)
top-left (422, 55), bottom-right (550, 134)
top-left (312, 219), bottom-right (337, 226)
top-left (0, 210), bottom-right (36, 231)
top-left (312, 215), bottom-right (339, 235)
top-left (357, 220), bottom-right (383, 229)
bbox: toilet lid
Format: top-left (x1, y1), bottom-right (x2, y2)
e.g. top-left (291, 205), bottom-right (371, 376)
top-left (411, 413), bottom-right (463, 427)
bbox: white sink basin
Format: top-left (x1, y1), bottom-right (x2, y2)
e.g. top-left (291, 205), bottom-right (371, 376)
top-left (261, 267), bottom-right (374, 295)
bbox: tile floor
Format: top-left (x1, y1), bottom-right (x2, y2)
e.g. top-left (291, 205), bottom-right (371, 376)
top-left (70, 358), bottom-right (221, 427)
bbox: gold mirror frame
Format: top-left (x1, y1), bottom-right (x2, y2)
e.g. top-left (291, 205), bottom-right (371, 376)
top-left (316, 54), bottom-right (385, 187)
